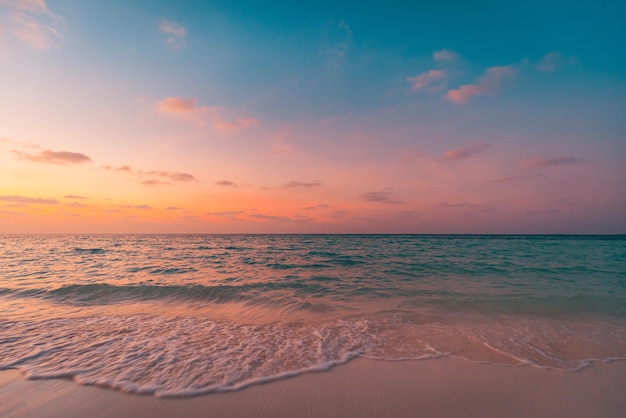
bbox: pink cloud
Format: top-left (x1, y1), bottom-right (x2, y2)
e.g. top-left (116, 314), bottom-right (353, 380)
top-left (215, 180), bottom-right (238, 187)
top-left (156, 97), bottom-right (212, 117)
top-left (283, 180), bottom-right (323, 189)
top-left (444, 65), bottom-right (516, 104)
top-left (440, 142), bottom-right (491, 161)
top-left (360, 190), bottom-right (403, 204)
top-left (156, 97), bottom-right (257, 133)
top-left (407, 70), bottom-right (446, 93)
top-left (1, 0), bottom-right (64, 49)
top-left (102, 165), bottom-right (132, 172)
top-left (519, 156), bottom-right (585, 169)
top-left (13, 149), bottom-right (92, 164)
top-left (212, 117), bottom-right (258, 134)
top-left (445, 85), bottom-right (481, 105)
top-left (142, 171), bottom-right (195, 182)
top-left (142, 179), bottom-right (170, 186)
top-left (249, 213), bottom-right (299, 222)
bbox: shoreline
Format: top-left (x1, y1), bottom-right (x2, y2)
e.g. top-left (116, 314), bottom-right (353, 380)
top-left (2, 357), bottom-right (625, 417)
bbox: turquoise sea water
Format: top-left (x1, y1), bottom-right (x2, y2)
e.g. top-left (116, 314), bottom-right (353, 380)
top-left (1, 235), bottom-right (625, 396)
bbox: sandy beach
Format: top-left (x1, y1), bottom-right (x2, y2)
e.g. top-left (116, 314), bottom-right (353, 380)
top-left (1, 357), bottom-right (625, 418)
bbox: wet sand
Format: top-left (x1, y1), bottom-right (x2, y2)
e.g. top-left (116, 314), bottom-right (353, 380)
top-left (1, 357), bottom-right (625, 418)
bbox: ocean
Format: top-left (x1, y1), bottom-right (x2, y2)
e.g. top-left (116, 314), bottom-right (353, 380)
top-left (1, 234), bottom-right (625, 397)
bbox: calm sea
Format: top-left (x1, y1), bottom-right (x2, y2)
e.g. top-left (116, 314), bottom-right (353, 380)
top-left (1, 234), bottom-right (625, 396)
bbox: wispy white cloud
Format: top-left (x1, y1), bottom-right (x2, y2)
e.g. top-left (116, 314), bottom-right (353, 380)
top-left (406, 49), bottom-right (460, 94)
top-left (433, 49), bottom-right (458, 63)
top-left (321, 20), bottom-right (352, 68)
top-left (535, 51), bottom-right (575, 73)
top-left (444, 65), bottom-right (516, 104)
top-left (407, 69), bottom-right (446, 93)
top-left (159, 19), bottom-right (186, 49)
top-left (0, 0), bottom-right (64, 49)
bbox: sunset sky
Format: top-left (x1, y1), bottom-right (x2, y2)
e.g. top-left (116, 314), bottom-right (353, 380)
top-left (1, 0), bottom-right (625, 233)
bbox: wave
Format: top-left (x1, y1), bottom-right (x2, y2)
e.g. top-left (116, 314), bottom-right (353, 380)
top-left (73, 248), bottom-right (106, 254)
top-left (1, 314), bottom-right (625, 397)
top-left (1, 284), bottom-right (626, 318)
top-left (0, 282), bottom-right (334, 306)
top-left (400, 294), bottom-right (626, 317)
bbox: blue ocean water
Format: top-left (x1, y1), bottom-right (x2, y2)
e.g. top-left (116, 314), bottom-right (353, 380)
top-left (1, 234), bottom-right (625, 396)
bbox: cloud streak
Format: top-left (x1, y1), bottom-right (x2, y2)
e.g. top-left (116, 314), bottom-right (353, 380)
top-left (360, 190), bottom-right (403, 204)
top-left (142, 179), bottom-right (170, 186)
top-left (438, 201), bottom-right (486, 209)
top-left (118, 204), bottom-right (152, 209)
top-left (440, 142), bottom-right (491, 161)
top-left (445, 66), bottom-right (516, 104)
top-left (249, 213), bottom-right (295, 222)
top-left (0, 195), bottom-right (58, 204)
top-left (283, 180), bottom-right (323, 189)
top-left (206, 210), bottom-right (244, 216)
top-left (519, 156), bottom-right (585, 169)
top-left (13, 149), bottom-right (92, 164)
top-left (102, 165), bottom-right (196, 185)
top-left (215, 180), bottom-right (238, 187)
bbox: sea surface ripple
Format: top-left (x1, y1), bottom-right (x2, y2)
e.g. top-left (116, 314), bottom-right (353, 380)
top-left (1, 235), bottom-right (625, 396)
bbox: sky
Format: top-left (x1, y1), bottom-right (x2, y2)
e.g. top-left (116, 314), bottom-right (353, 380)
top-left (0, 0), bottom-right (625, 233)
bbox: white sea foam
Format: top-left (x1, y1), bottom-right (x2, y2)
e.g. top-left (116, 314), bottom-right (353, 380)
top-left (1, 313), bottom-right (625, 396)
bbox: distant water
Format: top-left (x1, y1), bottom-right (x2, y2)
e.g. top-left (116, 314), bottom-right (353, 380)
top-left (1, 235), bottom-right (625, 396)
